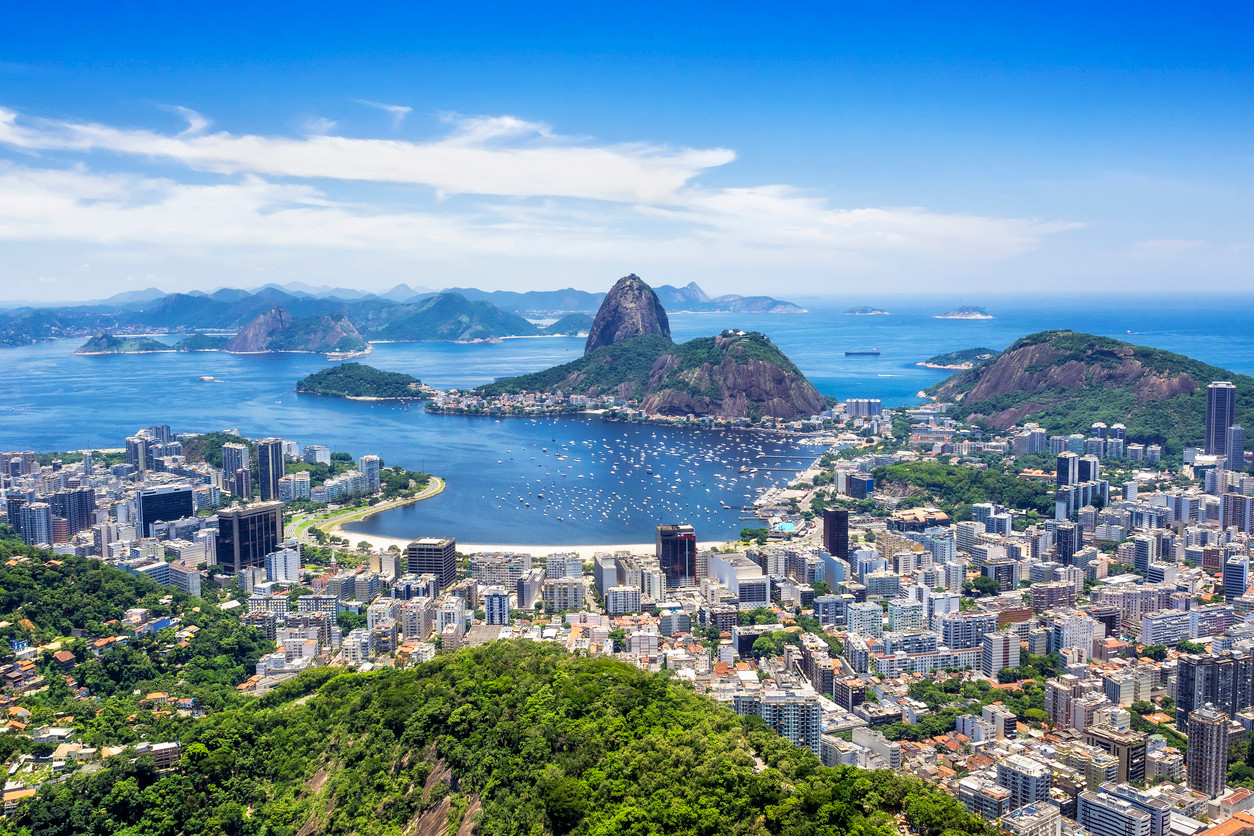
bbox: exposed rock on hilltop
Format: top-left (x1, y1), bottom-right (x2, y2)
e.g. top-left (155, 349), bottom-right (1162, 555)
top-left (225, 307), bottom-right (367, 353)
top-left (926, 330), bottom-right (1254, 453)
top-left (484, 272), bottom-right (824, 421)
top-left (584, 274), bottom-right (671, 355)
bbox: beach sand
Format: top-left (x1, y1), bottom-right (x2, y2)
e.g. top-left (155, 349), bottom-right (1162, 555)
top-left (337, 531), bottom-right (728, 558)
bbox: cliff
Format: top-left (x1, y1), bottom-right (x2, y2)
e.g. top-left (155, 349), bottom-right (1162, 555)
top-left (224, 307), bottom-right (367, 353)
top-left (926, 330), bottom-right (1254, 452)
top-left (584, 274), bottom-right (671, 354)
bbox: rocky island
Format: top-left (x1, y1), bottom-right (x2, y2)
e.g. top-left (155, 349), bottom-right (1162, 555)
top-left (917, 347), bottom-right (1001, 370)
top-left (74, 333), bottom-right (173, 355)
top-left (296, 363), bottom-right (428, 400)
top-left (432, 274), bottom-right (827, 424)
top-left (936, 305), bottom-right (993, 320)
top-left (843, 306), bottom-right (890, 315)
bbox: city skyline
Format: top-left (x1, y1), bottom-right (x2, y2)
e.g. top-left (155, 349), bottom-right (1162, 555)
top-left (1, 4), bottom-right (1251, 300)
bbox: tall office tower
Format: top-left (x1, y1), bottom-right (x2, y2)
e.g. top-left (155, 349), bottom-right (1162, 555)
top-left (823, 508), bottom-right (849, 559)
top-left (358, 455), bottom-right (382, 493)
top-left (19, 501), bottom-right (52, 546)
top-left (221, 443), bottom-right (250, 486)
top-left (1224, 555), bottom-right (1249, 601)
top-left (215, 501), bottom-right (284, 574)
top-left (1187, 705), bottom-right (1230, 797)
top-left (232, 469), bottom-right (251, 499)
top-left (80, 450), bottom-right (92, 476)
top-left (483, 586), bottom-right (511, 625)
top-left (1175, 651), bottom-right (1254, 726)
top-left (657, 524), bottom-right (697, 588)
top-left (1207, 382), bottom-right (1238, 455)
top-left (1057, 452), bottom-right (1079, 488)
top-left (1078, 455), bottom-right (1102, 483)
top-left (136, 484), bottom-right (194, 538)
top-left (1054, 522), bottom-right (1083, 565)
top-left (146, 424), bottom-right (173, 443)
top-left (125, 436), bottom-right (147, 477)
top-left (256, 438), bottom-right (284, 502)
top-left (406, 537), bottom-right (457, 589)
top-left (1228, 425), bottom-right (1247, 471)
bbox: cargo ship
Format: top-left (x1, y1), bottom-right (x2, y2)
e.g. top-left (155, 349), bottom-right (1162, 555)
top-left (845, 348), bottom-right (881, 356)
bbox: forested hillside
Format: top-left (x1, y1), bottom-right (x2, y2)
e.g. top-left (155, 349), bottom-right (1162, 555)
top-left (4, 641), bottom-right (996, 836)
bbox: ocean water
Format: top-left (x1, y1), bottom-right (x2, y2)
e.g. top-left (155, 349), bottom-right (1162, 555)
top-left (2, 296), bottom-right (1252, 544)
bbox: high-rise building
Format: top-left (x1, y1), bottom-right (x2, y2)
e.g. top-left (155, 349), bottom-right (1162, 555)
top-left (49, 486), bottom-right (96, 537)
top-left (1057, 452), bottom-right (1079, 488)
top-left (1176, 651), bottom-right (1254, 727)
top-left (406, 537), bottom-right (457, 589)
top-left (822, 508), bottom-right (849, 559)
top-left (125, 436), bottom-right (148, 477)
top-left (215, 501), bottom-right (284, 574)
top-left (221, 442), bottom-right (250, 485)
top-left (982, 630), bottom-right (1021, 678)
top-left (1229, 425), bottom-right (1247, 471)
top-left (657, 524), bottom-right (697, 589)
top-left (1207, 382), bottom-right (1238, 456)
top-left (483, 586), bottom-right (510, 625)
top-left (1078, 455), bottom-right (1101, 483)
top-left (256, 438), bottom-right (284, 502)
top-left (231, 468), bottom-right (251, 499)
top-left (732, 689), bottom-right (822, 753)
top-left (1187, 704), bottom-right (1229, 797)
top-left (264, 547), bottom-right (301, 583)
top-left (18, 501), bottom-right (52, 546)
top-left (1224, 555), bottom-right (1249, 601)
top-left (358, 455), bottom-right (382, 492)
top-left (996, 754), bottom-right (1051, 810)
top-left (1084, 724), bottom-right (1147, 785)
top-left (136, 485), bottom-right (194, 538)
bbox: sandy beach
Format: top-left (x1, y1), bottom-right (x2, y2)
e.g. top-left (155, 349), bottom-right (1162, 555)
top-left (337, 531), bottom-right (729, 558)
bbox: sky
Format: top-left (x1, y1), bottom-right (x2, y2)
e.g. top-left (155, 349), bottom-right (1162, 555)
top-left (0, 2), bottom-right (1251, 302)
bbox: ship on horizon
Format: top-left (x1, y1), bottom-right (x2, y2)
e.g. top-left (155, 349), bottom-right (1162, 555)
top-left (844, 348), bottom-right (881, 356)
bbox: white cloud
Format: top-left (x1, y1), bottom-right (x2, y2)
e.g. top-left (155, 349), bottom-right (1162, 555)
top-left (356, 100), bottom-right (413, 127)
top-left (0, 106), bottom-right (1079, 282)
top-left (303, 116), bottom-right (339, 135)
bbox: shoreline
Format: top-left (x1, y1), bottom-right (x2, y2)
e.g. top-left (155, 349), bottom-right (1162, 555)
top-left (334, 531), bottom-right (731, 558)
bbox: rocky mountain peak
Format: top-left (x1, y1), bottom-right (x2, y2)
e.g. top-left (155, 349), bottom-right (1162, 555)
top-left (584, 274), bottom-right (672, 355)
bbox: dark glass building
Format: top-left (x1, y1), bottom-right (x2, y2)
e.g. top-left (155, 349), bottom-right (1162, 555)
top-left (822, 508), bottom-right (849, 559)
top-left (405, 537), bottom-right (457, 589)
top-left (257, 438), bottom-right (285, 502)
top-left (215, 501), bottom-right (284, 574)
top-left (1207, 381), bottom-right (1237, 456)
top-left (137, 485), bottom-right (194, 538)
top-left (657, 524), bottom-right (697, 589)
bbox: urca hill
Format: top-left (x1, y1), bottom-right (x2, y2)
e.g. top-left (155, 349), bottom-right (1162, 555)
top-left (927, 329), bottom-right (1254, 452)
top-left (478, 274), bottom-right (826, 421)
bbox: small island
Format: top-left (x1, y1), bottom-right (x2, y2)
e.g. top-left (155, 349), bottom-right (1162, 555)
top-left (936, 305), bottom-right (993, 320)
top-left (296, 362), bottom-right (428, 400)
top-left (74, 333), bottom-right (173, 355)
top-left (918, 347), bottom-right (1001, 370)
top-left (843, 306), bottom-right (890, 316)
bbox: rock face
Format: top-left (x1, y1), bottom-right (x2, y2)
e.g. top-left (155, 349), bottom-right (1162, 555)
top-left (226, 307), bottom-right (293, 353)
top-left (225, 307), bottom-right (366, 353)
top-left (642, 332), bottom-right (827, 420)
top-left (584, 275), bottom-right (671, 355)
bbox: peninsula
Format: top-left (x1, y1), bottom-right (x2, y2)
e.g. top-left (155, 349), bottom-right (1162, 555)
top-left (432, 274), bottom-right (827, 423)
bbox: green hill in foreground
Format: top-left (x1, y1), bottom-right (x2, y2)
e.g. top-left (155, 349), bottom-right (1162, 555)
top-left (926, 330), bottom-right (1254, 454)
top-left (297, 363), bottom-right (425, 399)
top-left (5, 642), bottom-right (994, 836)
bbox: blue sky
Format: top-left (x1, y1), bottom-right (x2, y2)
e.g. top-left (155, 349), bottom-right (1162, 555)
top-left (1, 2), bottom-right (1250, 300)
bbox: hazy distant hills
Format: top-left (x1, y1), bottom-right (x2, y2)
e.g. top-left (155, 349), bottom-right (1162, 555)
top-left (0, 279), bottom-right (803, 347)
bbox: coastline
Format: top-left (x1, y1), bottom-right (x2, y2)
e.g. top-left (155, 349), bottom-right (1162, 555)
top-left (916, 361), bottom-right (976, 370)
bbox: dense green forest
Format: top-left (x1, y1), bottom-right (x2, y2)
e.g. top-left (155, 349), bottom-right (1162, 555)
top-left (920, 348), bottom-right (1000, 367)
top-left (873, 461), bottom-right (1054, 519)
top-left (171, 334), bottom-right (231, 351)
top-left (4, 642), bottom-right (996, 836)
top-left (296, 363), bottom-right (424, 399)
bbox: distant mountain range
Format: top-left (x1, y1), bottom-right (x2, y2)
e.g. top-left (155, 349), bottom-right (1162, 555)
top-left (0, 279), bottom-right (802, 348)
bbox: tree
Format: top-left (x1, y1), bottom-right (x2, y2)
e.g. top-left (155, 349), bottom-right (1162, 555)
top-left (1141, 644), bottom-right (1168, 662)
